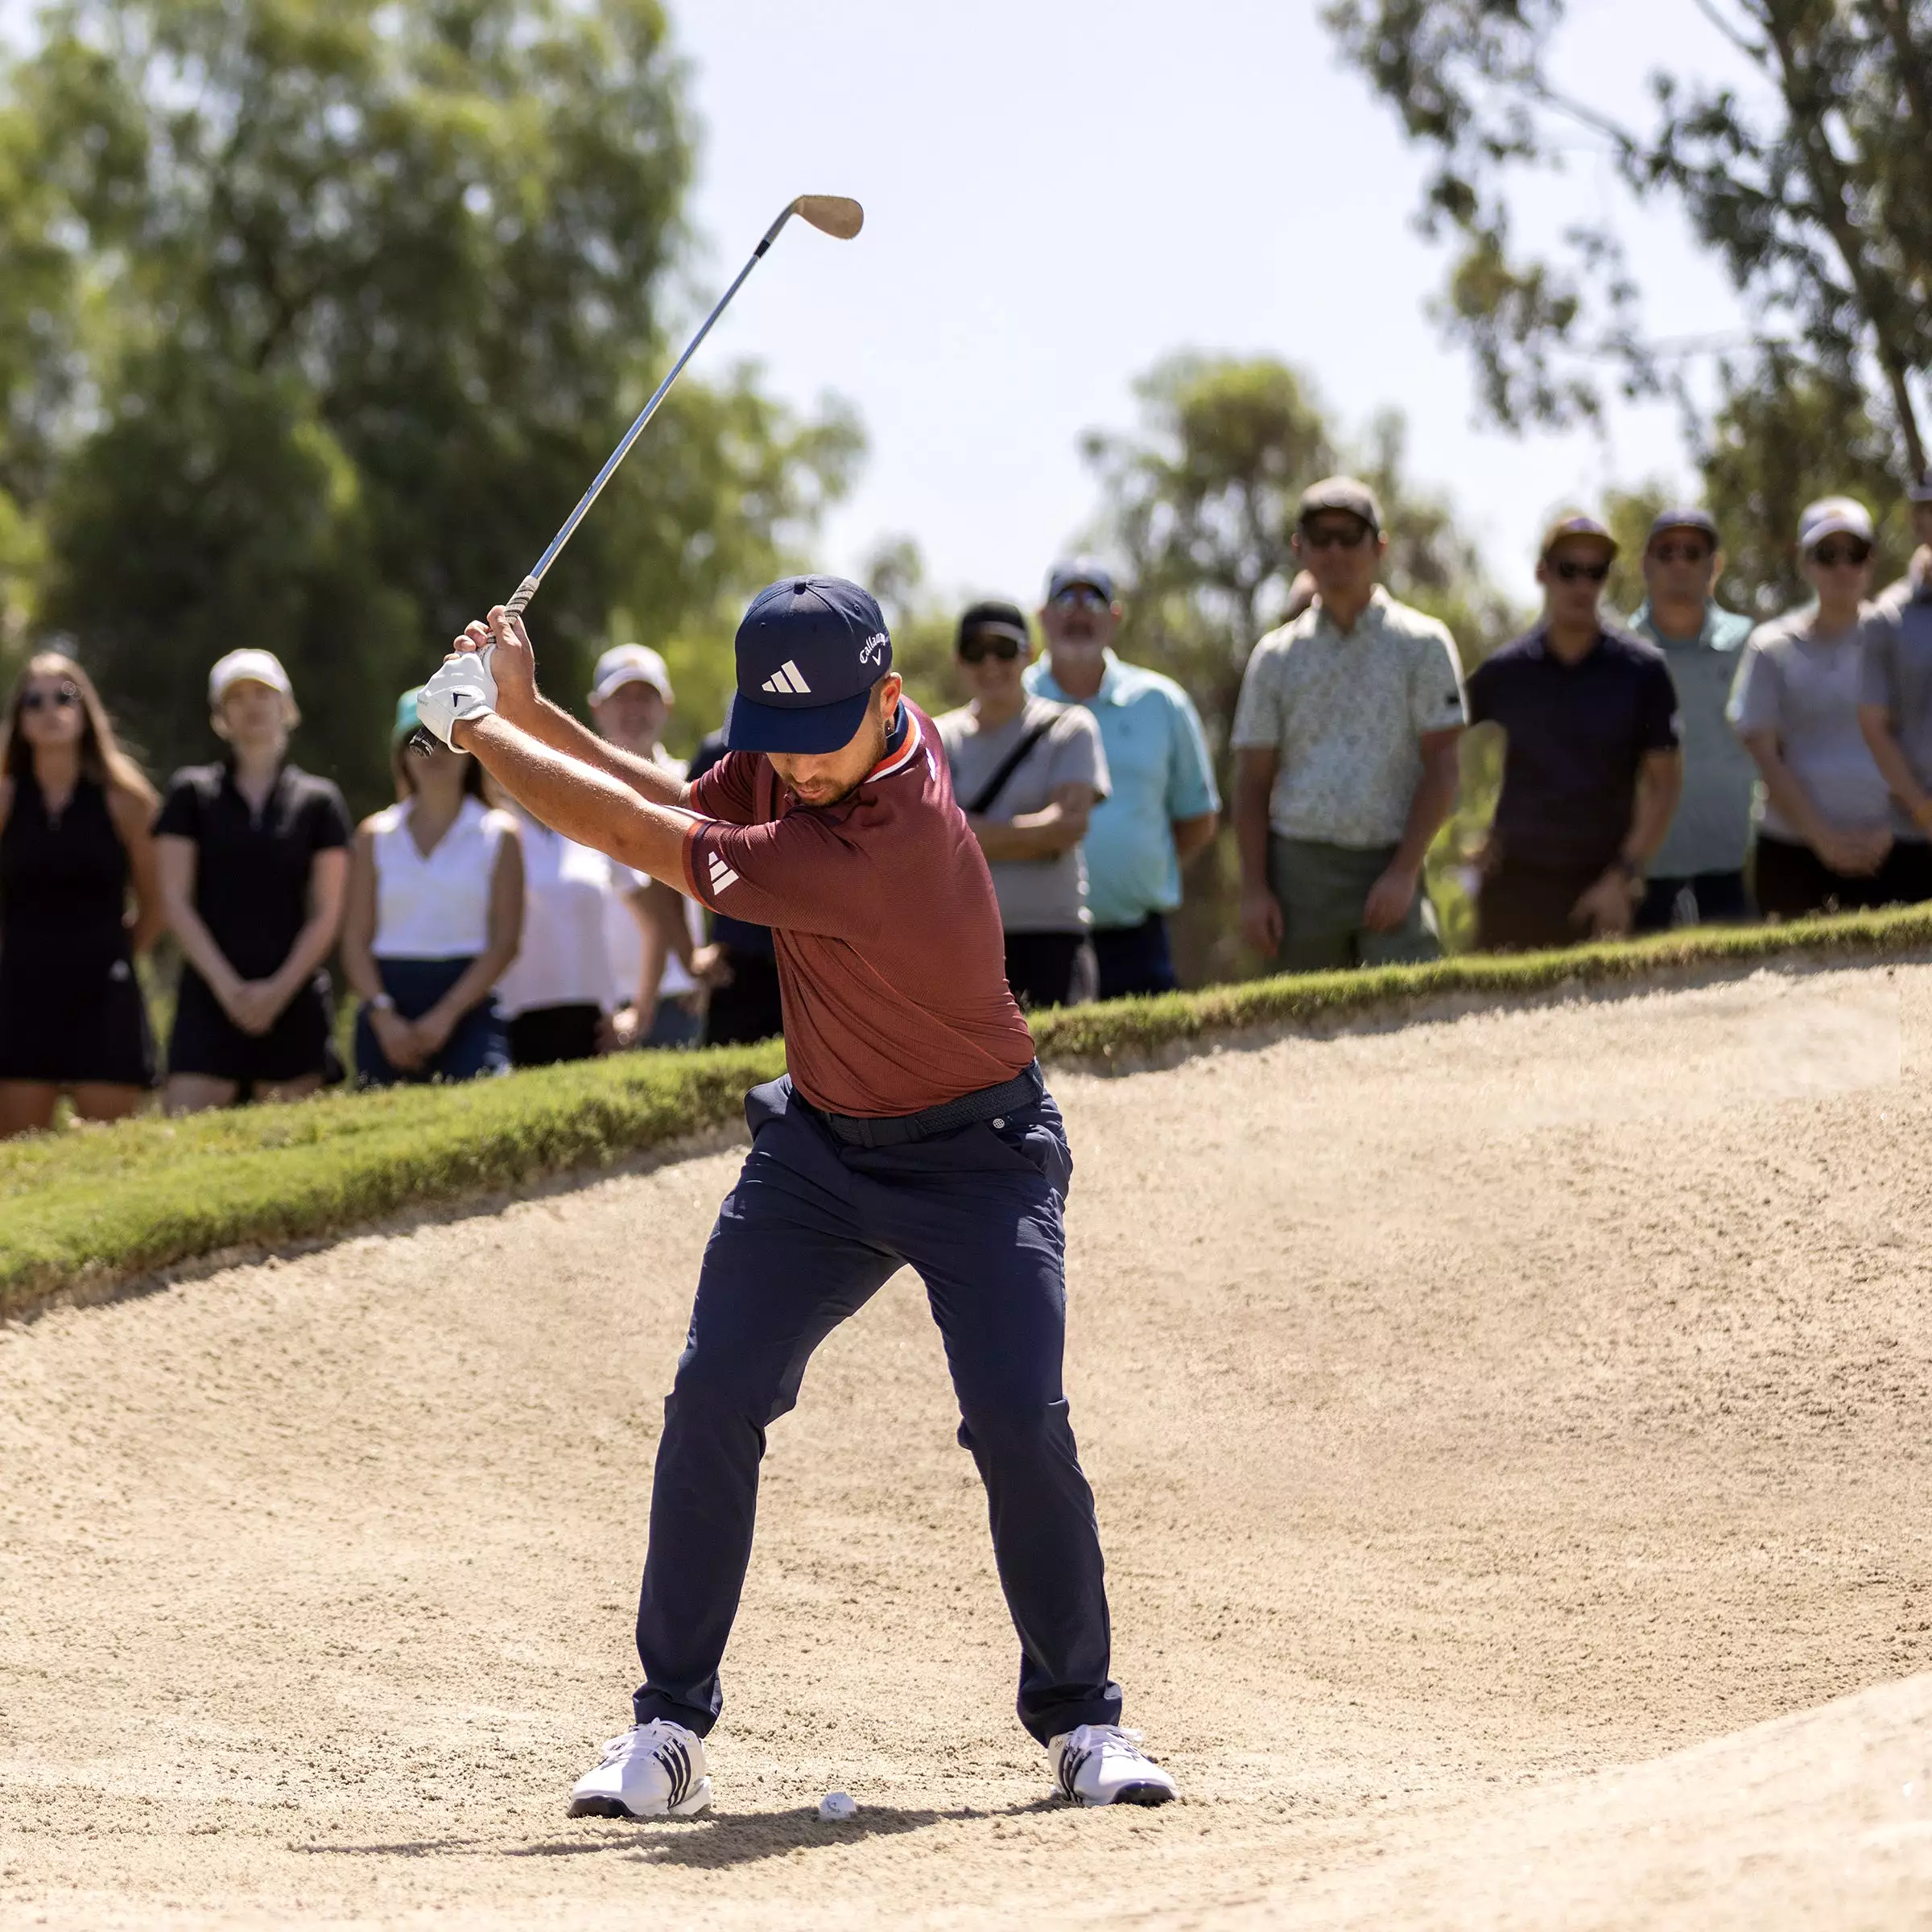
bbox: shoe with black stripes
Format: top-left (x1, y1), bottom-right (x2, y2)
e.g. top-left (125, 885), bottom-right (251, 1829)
top-left (568, 1719), bottom-right (712, 1818)
top-left (1047, 1724), bottom-right (1179, 1807)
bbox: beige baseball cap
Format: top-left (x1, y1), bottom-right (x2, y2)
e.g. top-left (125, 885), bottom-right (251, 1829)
top-left (1298, 476), bottom-right (1383, 535)
top-left (590, 643), bottom-right (674, 705)
top-left (208, 648), bottom-right (294, 708)
top-left (1538, 511), bottom-right (1619, 560)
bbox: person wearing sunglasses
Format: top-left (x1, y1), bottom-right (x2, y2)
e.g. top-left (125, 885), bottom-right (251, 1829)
top-left (1858, 475), bottom-right (1932, 907)
top-left (0, 654), bottom-right (163, 1137)
top-left (1465, 514), bottom-right (1683, 951)
top-left (1231, 477), bottom-right (1468, 972)
top-left (1624, 509), bottom-right (1759, 931)
top-left (1731, 497), bottom-right (1901, 919)
top-left (936, 600), bottom-right (1108, 1009)
top-left (1025, 559), bottom-right (1219, 1000)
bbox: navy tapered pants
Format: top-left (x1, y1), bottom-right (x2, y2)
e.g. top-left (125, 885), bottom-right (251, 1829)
top-left (631, 1073), bottom-right (1122, 1746)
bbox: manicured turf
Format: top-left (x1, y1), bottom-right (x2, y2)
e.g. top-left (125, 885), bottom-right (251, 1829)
top-left (7, 904), bottom-right (1930, 1315)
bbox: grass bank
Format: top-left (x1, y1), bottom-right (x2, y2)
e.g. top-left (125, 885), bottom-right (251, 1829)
top-left (9, 903), bottom-right (1930, 1316)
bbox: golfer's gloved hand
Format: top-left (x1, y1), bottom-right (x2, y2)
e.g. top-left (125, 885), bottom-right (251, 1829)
top-left (415, 646), bottom-right (497, 749)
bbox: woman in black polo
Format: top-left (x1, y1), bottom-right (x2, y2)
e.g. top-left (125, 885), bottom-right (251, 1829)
top-left (155, 650), bottom-right (351, 1113)
top-left (0, 652), bottom-right (164, 1137)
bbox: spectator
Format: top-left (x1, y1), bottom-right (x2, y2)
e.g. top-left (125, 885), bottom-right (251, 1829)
top-left (936, 599), bottom-right (1109, 1009)
top-left (1231, 477), bottom-right (1467, 970)
top-left (1732, 497), bottom-right (1902, 917)
top-left (587, 645), bottom-right (712, 1047)
top-left (1624, 509), bottom-right (1759, 929)
top-left (1024, 558), bottom-right (1220, 998)
top-left (1467, 515), bottom-right (1684, 950)
top-left (1859, 474), bottom-right (1932, 902)
top-left (688, 724), bottom-right (783, 1045)
top-left (0, 654), bottom-right (163, 1137)
top-left (493, 795), bottom-right (624, 1067)
top-left (155, 650), bottom-right (351, 1114)
top-left (342, 691), bottom-right (522, 1085)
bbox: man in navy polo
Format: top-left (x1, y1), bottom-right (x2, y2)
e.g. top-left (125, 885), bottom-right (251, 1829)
top-left (1623, 509), bottom-right (1757, 930)
top-left (1468, 514), bottom-right (1684, 950)
top-left (415, 577), bottom-right (1178, 1818)
top-left (1026, 559), bottom-right (1220, 998)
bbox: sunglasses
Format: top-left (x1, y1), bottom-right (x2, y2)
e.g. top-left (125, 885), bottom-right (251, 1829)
top-left (1050, 585), bottom-right (1110, 611)
top-left (960, 633), bottom-right (1024, 664)
top-left (1810, 542), bottom-right (1872, 568)
top-left (1552, 559), bottom-right (1612, 583)
top-left (1300, 521), bottom-right (1371, 550)
top-left (22, 683), bottom-right (79, 712)
top-left (1649, 542), bottom-right (1713, 565)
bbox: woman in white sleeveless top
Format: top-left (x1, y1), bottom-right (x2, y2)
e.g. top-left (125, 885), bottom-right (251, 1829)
top-left (341, 691), bottom-right (523, 1086)
top-left (493, 799), bottom-right (642, 1066)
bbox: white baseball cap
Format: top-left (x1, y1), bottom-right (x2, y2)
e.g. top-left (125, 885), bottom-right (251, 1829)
top-left (208, 647), bottom-right (294, 708)
top-left (1797, 496), bottom-right (1875, 551)
top-left (590, 643), bottom-right (674, 705)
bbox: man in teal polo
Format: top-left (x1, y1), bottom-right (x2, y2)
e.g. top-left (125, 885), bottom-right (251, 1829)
top-left (1026, 559), bottom-right (1219, 999)
top-left (1624, 508), bottom-right (1757, 930)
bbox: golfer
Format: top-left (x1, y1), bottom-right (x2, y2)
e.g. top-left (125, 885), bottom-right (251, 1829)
top-left (417, 576), bottom-right (1177, 1816)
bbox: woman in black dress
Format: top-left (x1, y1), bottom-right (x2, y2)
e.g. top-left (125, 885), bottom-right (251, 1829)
top-left (155, 649), bottom-right (351, 1113)
top-left (0, 652), bottom-right (163, 1138)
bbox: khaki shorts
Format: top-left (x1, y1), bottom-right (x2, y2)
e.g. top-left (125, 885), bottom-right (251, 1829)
top-left (1265, 836), bottom-right (1442, 972)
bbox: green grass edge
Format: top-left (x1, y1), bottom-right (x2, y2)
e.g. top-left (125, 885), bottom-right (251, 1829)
top-left (10, 904), bottom-right (1930, 1315)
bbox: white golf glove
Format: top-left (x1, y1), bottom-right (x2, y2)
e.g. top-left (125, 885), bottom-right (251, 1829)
top-left (415, 645), bottom-right (497, 749)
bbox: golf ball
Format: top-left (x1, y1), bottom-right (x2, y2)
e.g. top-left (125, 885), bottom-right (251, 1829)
top-left (818, 1790), bottom-right (858, 1822)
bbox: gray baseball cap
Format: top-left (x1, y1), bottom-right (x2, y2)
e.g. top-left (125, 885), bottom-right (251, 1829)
top-left (1646, 507), bottom-right (1719, 547)
top-left (1797, 496), bottom-right (1875, 551)
top-left (1298, 476), bottom-right (1382, 535)
top-left (1046, 557), bottom-right (1117, 603)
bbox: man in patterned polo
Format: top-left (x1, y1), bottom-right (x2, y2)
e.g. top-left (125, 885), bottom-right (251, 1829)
top-left (1232, 477), bottom-right (1468, 970)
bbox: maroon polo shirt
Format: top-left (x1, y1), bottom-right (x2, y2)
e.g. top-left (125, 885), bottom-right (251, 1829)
top-left (678, 701), bottom-right (1036, 1117)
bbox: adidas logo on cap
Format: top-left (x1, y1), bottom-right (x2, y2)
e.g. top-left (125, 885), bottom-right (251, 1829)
top-left (760, 658), bottom-right (811, 696)
top-left (707, 850), bottom-right (739, 894)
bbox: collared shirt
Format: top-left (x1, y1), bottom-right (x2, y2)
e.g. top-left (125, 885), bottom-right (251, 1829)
top-left (1862, 572), bottom-right (1932, 838)
top-left (1229, 586), bottom-right (1467, 848)
top-left (679, 702), bottom-right (1035, 1117)
top-left (1730, 608), bottom-right (1890, 840)
top-left (1023, 650), bottom-right (1220, 929)
top-left (154, 758), bottom-right (350, 979)
top-left (1467, 625), bottom-right (1681, 871)
top-left (1626, 599), bottom-right (1757, 875)
top-left (935, 696), bottom-right (1110, 934)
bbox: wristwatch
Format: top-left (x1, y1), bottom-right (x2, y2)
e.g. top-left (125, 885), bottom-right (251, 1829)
top-left (368, 992), bottom-right (396, 1013)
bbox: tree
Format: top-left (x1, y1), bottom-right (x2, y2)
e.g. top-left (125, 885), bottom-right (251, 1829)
top-left (1323, 0), bottom-right (1932, 485)
top-left (1082, 353), bottom-right (1516, 976)
top-left (2, 0), bottom-right (858, 802)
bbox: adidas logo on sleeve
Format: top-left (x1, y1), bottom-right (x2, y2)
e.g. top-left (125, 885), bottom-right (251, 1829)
top-left (707, 850), bottom-right (739, 894)
top-left (760, 659), bottom-right (811, 696)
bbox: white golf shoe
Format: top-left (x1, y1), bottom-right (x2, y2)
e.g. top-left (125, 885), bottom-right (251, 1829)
top-left (568, 1719), bottom-right (712, 1818)
top-left (1048, 1724), bottom-right (1179, 1806)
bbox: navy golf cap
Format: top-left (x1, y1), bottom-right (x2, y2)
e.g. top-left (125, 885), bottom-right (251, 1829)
top-left (723, 575), bottom-right (894, 754)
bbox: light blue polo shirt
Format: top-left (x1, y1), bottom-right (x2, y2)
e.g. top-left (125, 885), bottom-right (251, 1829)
top-left (1626, 599), bottom-right (1757, 874)
top-left (1025, 650), bottom-right (1220, 929)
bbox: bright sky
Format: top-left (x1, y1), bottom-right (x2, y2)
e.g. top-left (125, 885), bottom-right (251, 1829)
top-left (668, 0), bottom-right (1758, 608)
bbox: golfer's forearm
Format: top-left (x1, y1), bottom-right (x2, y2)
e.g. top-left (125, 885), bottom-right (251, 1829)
top-left (522, 696), bottom-right (687, 809)
top-left (457, 713), bottom-right (693, 886)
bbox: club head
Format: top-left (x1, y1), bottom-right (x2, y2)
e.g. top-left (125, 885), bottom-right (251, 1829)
top-left (791, 195), bottom-right (864, 240)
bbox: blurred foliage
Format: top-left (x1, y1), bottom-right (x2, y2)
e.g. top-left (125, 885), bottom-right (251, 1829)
top-left (1323, 0), bottom-right (1932, 493)
top-left (0, 0), bottom-right (858, 807)
top-left (1080, 353), bottom-right (1522, 980)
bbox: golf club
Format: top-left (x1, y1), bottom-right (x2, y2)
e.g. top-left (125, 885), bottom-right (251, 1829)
top-left (413, 193), bottom-right (864, 753)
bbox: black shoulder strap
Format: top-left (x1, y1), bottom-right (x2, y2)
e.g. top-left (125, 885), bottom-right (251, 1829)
top-left (964, 718), bottom-right (1055, 816)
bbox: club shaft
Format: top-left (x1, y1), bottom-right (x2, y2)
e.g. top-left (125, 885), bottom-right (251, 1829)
top-left (510, 217), bottom-right (792, 613)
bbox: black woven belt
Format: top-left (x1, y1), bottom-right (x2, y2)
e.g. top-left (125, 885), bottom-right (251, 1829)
top-left (819, 1061), bottom-right (1045, 1150)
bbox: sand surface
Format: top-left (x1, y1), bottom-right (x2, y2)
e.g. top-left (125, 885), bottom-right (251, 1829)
top-left (4, 961), bottom-right (1931, 1928)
